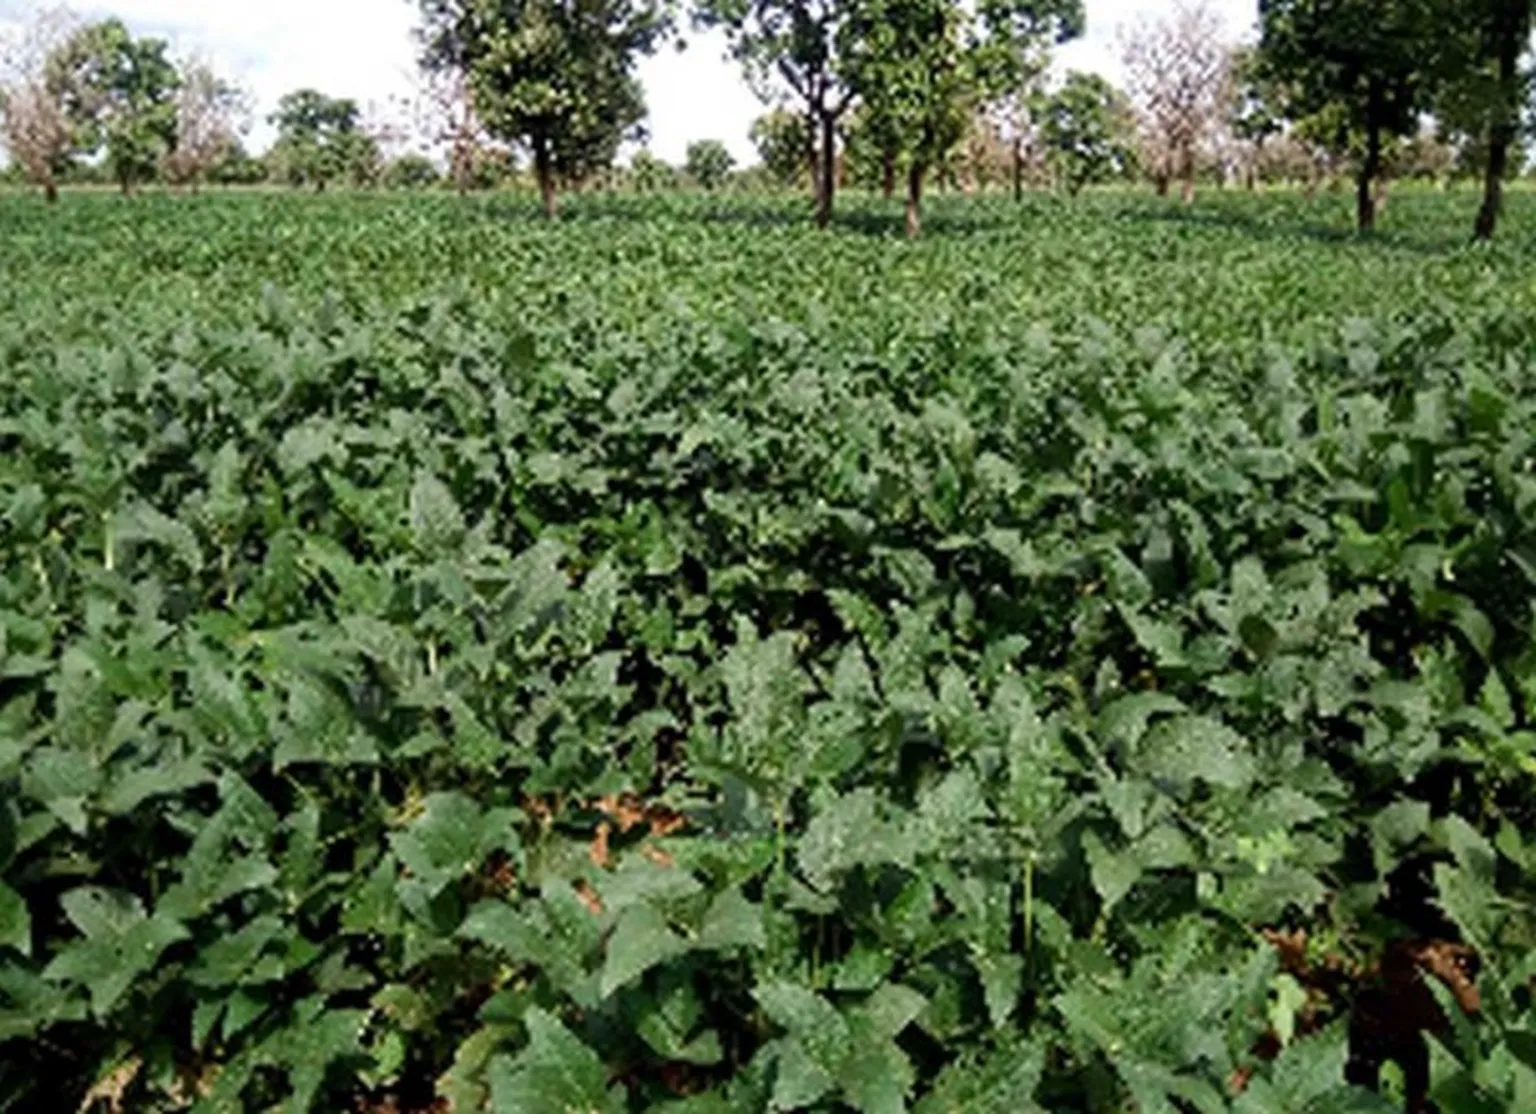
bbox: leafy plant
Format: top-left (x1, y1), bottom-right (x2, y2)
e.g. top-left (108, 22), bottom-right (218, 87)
top-left (2, 187), bottom-right (1536, 1112)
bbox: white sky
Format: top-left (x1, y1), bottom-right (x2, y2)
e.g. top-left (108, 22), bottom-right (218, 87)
top-left (1, 0), bottom-right (1260, 165)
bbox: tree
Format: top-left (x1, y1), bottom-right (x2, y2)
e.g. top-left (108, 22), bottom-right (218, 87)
top-left (48, 18), bottom-right (180, 194)
top-left (417, 0), bottom-right (669, 219)
top-left (384, 153), bottom-right (442, 188)
top-left (161, 56), bottom-right (249, 190)
top-left (695, 0), bottom-right (855, 227)
top-left (839, 0), bottom-right (1081, 236)
top-left (0, 6), bottom-right (78, 203)
top-left (1258, 0), bottom-right (1456, 231)
top-left (685, 138), bottom-right (736, 187)
top-left (408, 66), bottom-right (498, 195)
top-left (839, 100), bottom-right (903, 194)
top-left (1452, 0), bottom-right (1533, 240)
top-left (1040, 70), bottom-right (1133, 195)
top-left (268, 89), bottom-right (371, 191)
top-left (207, 140), bottom-right (268, 186)
top-left (1121, 0), bottom-right (1230, 203)
top-left (841, 0), bottom-right (970, 237)
top-left (970, 0), bottom-right (1083, 201)
top-left (1226, 45), bottom-right (1284, 189)
top-left (629, 148), bottom-right (678, 189)
top-left (749, 106), bottom-right (810, 186)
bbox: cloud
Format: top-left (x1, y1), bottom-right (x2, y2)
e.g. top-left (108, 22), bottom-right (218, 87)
top-left (3, 0), bottom-right (1259, 165)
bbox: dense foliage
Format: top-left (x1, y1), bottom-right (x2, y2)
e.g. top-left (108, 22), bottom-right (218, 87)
top-left (416, 0), bottom-right (670, 218)
top-left (4, 189), bottom-right (1536, 1113)
top-left (47, 16), bottom-right (180, 194)
top-left (267, 90), bottom-right (377, 193)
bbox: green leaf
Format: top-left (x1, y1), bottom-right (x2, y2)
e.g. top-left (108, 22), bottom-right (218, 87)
top-left (1122, 608), bottom-right (1187, 667)
top-left (0, 882), bottom-right (30, 957)
top-left (1436, 816), bottom-right (1496, 882)
top-left (1449, 597), bottom-right (1494, 660)
top-left (719, 622), bottom-right (810, 790)
top-left (914, 1036), bottom-right (1045, 1114)
top-left (187, 915), bottom-right (285, 988)
top-left (100, 761), bottom-right (214, 816)
top-left (695, 888), bottom-right (766, 952)
top-left (972, 952), bottom-right (1023, 1027)
top-left (798, 789), bottom-right (907, 892)
top-left (44, 888), bottom-right (188, 1017)
top-left (271, 1002), bottom-right (367, 1114)
top-left (1141, 715), bottom-right (1257, 791)
top-left (907, 770), bottom-right (987, 855)
top-left (1098, 692), bottom-right (1186, 745)
top-left (839, 1012), bottom-right (914, 1114)
top-left (1268, 974), bottom-right (1308, 1048)
top-left (22, 746), bottom-right (101, 835)
top-left (855, 984), bottom-right (927, 1042)
top-left (1371, 800), bottom-right (1430, 871)
top-left (770, 1038), bottom-right (836, 1110)
top-left (756, 982), bottom-right (850, 1076)
top-left (1257, 1023), bottom-right (1395, 1112)
top-left (60, 886), bottom-right (147, 939)
top-left (1083, 831), bottom-right (1141, 911)
top-left (409, 471), bottom-right (466, 553)
top-left (488, 1007), bottom-right (622, 1114)
top-left (1434, 862), bottom-right (1500, 950)
top-left (389, 792), bottom-right (518, 900)
top-left (600, 902), bottom-right (688, 997)
top-left (634, 980), bottom-right (722, 1065)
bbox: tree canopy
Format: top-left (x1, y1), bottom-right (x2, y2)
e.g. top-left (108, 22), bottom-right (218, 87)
top-left (47, 17), bottom-right (179, 193)
top-left (1257, 0), bottom-right (1458, 230)
top-left (268, 89), bottom-right (374, 191)
top-left (1041, 69), bottom-right (1133, 195)
top-left (695, 0), bottom-right (856, 226)
top-left (749, 107), bottom-right (810, 186)
top-left (684, 138), bottom-right (736, 188)
top-left (418, 0), bottom-right (670, 217)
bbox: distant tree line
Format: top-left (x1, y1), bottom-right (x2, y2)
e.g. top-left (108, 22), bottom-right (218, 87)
top-left (0, 7), bottom-right (523, 200)
top-left (4, 0), bottom-right (1533, 238)
top-left (410, 0), bottom-right (1532, 239)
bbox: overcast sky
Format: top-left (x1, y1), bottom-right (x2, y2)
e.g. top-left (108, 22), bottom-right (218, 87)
top-left (2, 0), bottom-right (1260, 164)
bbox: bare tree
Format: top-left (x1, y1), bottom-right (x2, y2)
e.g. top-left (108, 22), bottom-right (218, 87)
top-left (396, 67), bottom-right (500, 194)
top-left (421, 68), bottom-right (488, 194)
top-left (0, 6), bottom-right (78, 203)
top-left (161, 55), bottom-right (250, 190)
top-left (1120, 0), bottom-right (1230, 203)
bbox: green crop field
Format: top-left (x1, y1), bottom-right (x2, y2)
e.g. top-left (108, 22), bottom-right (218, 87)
top-left (4, 188), bottom-right (1536, 1113)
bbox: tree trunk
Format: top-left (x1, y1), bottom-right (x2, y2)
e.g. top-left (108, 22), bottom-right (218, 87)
top-left (1474, 3), bottom-right (1524, 241)
top-left (534, 136), bottom-right (557, 219)
top-left (803, 120), bottom-right (817, 195)
top-left (905, 161), bottom-right (924, 239)
top-left (1475, 130), bottom-right (1511, 242)
top-left (454, 146), bottom-right (470, 196)
top-left (815, 113), bottom-right (836, 229)
top-left (44, 178), bottom-right (59, 204)
top-left (1154, 174), bottom-right (1170, 198)
top-left (1012, 133), bottom-right (1023, 202)
top-left (1357, 119), bottom-right (1381, 232)
top-left (881, 146), bottom-right (896, 199)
